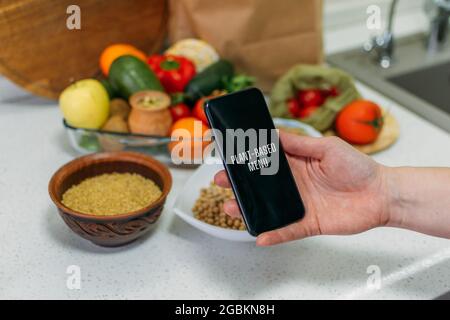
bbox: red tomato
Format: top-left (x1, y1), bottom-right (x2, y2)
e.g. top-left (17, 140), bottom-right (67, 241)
top-left (335, 100), bottom-right (383, 145)
top-left (169, 103), bottom-right (191, 122)
top-left (298, 105), bottom-right (319, 119)
top-left (193, 97), bottom-right (209, 126)
top-left (298, 89), bottom-right (325, 107)
top-left (287, 97), bottom-right (301, 117)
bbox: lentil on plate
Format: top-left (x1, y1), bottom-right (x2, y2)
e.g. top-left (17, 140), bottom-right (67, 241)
top-left (192, 182), bottom-right (246, 230)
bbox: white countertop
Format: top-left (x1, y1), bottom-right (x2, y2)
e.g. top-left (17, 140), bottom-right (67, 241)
top-left (0, 81), bottom-right (449, 300)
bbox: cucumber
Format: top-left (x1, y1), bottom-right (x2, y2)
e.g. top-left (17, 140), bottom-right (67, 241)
top-left (109, 55), bottom-right (163, 99)
top-left (100, 78), bottom-right (118, 99)
top-left (184, 59), bottom-right (234, 103)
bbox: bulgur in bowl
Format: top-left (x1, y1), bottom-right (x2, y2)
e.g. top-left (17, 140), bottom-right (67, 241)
top-left (49, 151), bottom-right (172, 247)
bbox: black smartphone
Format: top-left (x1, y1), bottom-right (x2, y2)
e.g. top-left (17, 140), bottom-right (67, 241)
top-left (205, 87), bottom-right (305, 236)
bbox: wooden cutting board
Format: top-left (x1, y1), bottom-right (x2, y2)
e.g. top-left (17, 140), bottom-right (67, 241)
top-left (0, 0), bottom-right (168, 99)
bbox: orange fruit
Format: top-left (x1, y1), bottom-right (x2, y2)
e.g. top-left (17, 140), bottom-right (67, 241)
top-left (168, 117), bottom-right (211, 163)
top-left (100, 44), bottom-right (147, 76)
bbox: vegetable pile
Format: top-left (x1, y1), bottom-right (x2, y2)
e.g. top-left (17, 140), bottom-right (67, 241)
top-left (59, 43), bottom-right (386, 154)
top-left (59, 39), bottom-right (255, 160)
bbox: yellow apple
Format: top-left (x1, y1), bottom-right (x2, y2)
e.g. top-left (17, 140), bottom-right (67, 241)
top-left (59, 79), bottom-right (110, 129)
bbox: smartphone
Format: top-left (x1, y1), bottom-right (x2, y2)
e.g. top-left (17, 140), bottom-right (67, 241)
top-left (205, 87), bottom-right (305, 236)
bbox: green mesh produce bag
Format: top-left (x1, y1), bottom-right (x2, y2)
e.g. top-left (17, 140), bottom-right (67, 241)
top-left (269, 64), bottom-right (360, 132)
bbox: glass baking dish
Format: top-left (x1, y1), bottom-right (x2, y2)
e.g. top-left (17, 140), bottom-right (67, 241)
top-left (63, 120), bottom-right (173, 164)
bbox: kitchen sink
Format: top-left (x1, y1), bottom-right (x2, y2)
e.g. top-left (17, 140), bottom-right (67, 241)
top-left (328, 33), bottom-right (450, 133)
top-left (389, 61), bottom-right (450, 115)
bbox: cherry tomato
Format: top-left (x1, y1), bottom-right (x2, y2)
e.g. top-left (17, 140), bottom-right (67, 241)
top-left (193, 97), bottom-right (209, 126)
top-left (192, 91), bottom-right (227, 126)
top-left (328, 87), bottom-right (339, 97)
top-left (335, 100), bottom-right (383, 145)
top-left (321, 87), bottom-right (339, 98)
top-left (169, 103), bottom-right (191, 122)
top-left (287, 97), bottom-right (301, 117)
top-left (298, 105), bottom-right (319, 119)
top-left (298, 89), bottom-right (325, 107)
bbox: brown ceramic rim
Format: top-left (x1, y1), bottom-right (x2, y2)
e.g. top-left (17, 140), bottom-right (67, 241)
top-left (48, 151), bottom-right (172, 221)
top-left (129, 90), bottom-right (171, 112)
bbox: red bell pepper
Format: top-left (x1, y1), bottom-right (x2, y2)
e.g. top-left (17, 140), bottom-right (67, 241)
top-left (147, 54), bottom-right (196, 93)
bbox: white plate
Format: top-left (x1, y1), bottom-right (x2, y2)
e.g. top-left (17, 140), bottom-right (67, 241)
top-left (173, 158), bottom-right (256, 242)
top-left (273, 118), bottom-right (323, 138)
top-left (173, 120), bottom-right (321, 242)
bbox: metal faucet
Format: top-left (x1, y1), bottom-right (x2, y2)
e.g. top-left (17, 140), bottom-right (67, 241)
top-left (364, 0), bottom-right (450, 68)
top-left (427, 0), bottom-right (450, 52)
top-left (364, 0), bottom-right (398, 69)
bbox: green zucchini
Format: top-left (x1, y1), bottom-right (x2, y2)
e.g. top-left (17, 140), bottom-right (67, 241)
top-left (109, 55), bottom-right (163, 99)
top-left (100, 78), bottom-right (118, 99)
top-left (184, 59), bottom-right (234, 103)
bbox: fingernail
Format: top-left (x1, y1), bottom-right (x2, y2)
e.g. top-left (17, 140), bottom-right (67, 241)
top-left (256, 236), bottom-right (269, 246)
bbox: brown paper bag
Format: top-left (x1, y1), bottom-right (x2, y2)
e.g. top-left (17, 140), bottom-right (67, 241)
top-left (168, 0), bottom-right (323, 91)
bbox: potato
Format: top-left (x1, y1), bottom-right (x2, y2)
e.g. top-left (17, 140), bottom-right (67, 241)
top-left (101, 115), bottom-right (129, 133)
top-left (109, 98), bottom-right (131, 119)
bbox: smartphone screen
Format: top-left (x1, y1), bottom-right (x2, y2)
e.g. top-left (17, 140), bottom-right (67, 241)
top-left (205, 88), bottom-right (305, 236)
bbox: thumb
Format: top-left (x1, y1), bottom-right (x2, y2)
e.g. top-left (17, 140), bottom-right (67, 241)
top-left (256, 221), bottom-right (312, 246)
top-left (278, 130), bottom-right (327, 159)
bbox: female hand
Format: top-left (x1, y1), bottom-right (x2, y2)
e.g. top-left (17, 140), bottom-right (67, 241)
top-left (214, 131), bottom-right (390, 246)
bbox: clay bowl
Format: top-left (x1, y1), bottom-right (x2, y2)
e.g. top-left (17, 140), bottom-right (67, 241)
top-left (49, 151), bottom-right (172, 247)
